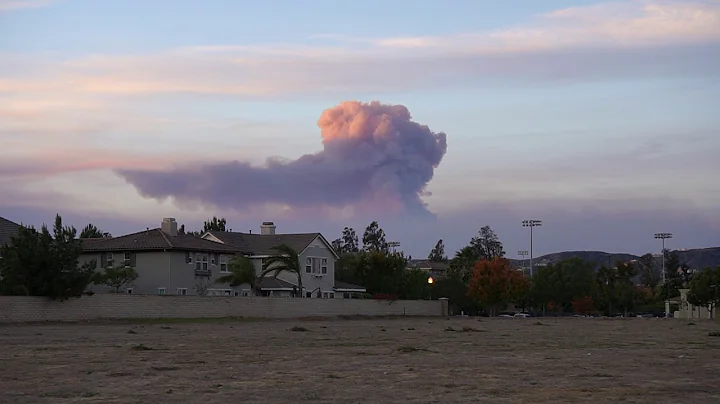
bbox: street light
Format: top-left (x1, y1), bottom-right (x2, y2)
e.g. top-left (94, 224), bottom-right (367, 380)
top-left (426, 276), bottom-right (434, 300)
top-left (522, 220), bottom-right (542, 277)
top-left (518, 250), bottom-right (529, 276)
top-left (654, 232), bottom-right (673, 318)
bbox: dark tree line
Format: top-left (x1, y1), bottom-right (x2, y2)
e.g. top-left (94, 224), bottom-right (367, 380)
top-left (179, 216), bottom-right (229, 236)
top-left (333, 221), bottom-right (430, 299)
top-left (0, 215), bottom-right (96, 299)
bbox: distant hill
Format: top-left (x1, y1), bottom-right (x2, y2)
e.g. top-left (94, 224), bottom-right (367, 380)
top-left (508, 247), bottom-right (720, 270)
top-left (676, 247), bottom-right (720, 270)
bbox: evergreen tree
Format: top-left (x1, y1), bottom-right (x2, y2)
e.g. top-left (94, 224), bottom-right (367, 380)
top-left (469, 226), bottom-right (505, 260)
top-left (80, 224), bottom-right (111, 239)
top-left (428, 239), bottom-right (447, 262)
top-left (342, 227), bottom-right (359, 253)
top-left (362, 221), bottom-right (388, 253)
top-left (0, 214), bottom-right (94, 299)
top-left (203, 217), bottom-right (227, 232)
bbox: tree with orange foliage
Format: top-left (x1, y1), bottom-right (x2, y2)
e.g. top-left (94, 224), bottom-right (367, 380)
top-left (467, 258), bottom-right (529, 316)
top-left (571, 296), bottom-right (596, 315)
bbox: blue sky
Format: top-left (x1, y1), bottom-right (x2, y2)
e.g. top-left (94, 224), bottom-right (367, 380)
top-left (1, 0), bottom-right (719, 258)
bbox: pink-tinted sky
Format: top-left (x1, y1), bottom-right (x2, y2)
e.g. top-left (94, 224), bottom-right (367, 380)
top-left (1, 0), bottom-right (718, 257)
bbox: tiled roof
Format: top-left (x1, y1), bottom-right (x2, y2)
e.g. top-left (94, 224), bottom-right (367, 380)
top-left (0, 216), bottom-right (21, 247)
top-left (408, 259), bottom-right (450, 271)
top-left (334, 280), bottom-right (366, 291)
top-left (206, 231), bottom-right (320, 255)
top-left (257, 277), bottom-right (296, 290)
top-left (80, 228), bottom-right (239, 253)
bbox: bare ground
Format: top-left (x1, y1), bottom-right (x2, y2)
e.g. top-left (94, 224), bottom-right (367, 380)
top-left (1, 316), bottom-right (720, 403)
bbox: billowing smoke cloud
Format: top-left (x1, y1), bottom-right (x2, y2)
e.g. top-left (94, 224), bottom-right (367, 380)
top-left (117, 101), bottom-right (448, 215)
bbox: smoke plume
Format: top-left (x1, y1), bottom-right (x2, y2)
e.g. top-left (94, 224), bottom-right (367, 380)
top-left (117, 101), bottom-right (448, 215)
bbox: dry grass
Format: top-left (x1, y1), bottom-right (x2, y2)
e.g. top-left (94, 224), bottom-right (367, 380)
top-left (1, 317), bottom-right (720, 403)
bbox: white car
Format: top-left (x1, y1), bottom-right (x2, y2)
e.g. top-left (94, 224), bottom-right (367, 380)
top-left (514, 313), bottom-right (531, 318)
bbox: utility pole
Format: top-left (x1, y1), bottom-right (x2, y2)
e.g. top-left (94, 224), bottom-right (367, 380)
top-left (518, 250), bottom-right (529, 276)
top-left (522, 220), bottom-right (542, 277)
top-left (654, 232), bottom-right (673, 318)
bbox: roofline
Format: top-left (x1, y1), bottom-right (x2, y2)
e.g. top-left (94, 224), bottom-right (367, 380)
top-left (0, 216), bottom-right (21, 226)
top-left (297, 233), bottom-right (341, 259)
top-left (79, 228), bottom-right (243, 253)
top-left (205, 230), bottom-right (339, 258)
top-left (81, 247), bottom-right (239, 253)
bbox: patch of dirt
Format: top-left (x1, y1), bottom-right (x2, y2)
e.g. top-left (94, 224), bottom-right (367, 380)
top-left (1, 317), bottom-right (720, 403)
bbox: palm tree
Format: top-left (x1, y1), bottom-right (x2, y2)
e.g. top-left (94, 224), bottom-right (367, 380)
top-left (259, 244), bottom-right (303, 298)
top-left (215, 255), bottom-right (258, 295)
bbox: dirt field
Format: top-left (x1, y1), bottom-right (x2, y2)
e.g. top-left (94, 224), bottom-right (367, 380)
top-left (1, 316), bottom-right (719, 403)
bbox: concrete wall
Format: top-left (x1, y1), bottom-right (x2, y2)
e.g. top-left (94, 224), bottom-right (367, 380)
top-left (0, 295), bottom-right (447, 323)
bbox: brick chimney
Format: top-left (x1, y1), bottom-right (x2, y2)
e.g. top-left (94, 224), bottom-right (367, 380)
top-left (260, 221), bottom-right (276, 235)
top-left (161, 218), bottom-right (178, 236)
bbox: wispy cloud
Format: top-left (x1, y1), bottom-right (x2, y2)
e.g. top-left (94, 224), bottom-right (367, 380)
top-left (0, 0), bottom-right (55, 11)
top-left (1, 1), bottom-right (718, 98)
top-left (0, 149), bottom-right (189, 179)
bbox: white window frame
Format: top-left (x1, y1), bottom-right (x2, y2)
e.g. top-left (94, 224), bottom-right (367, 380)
top-left (177, 288), bottom-right (188, 296)
top-left (219, 255), bottom-right (229, 273)
top-left (195, 253), bottom-right (208, 271)
top-left (158, 287), bottom-right (166, 295)
top-left (306, 257), bottom-right (326, 276)
top-left (124, 252), bottom-right (131, 266)
top-left (106, 253), bottom-right (114, 268)
top-left (211, 254), bottom-right (216, 265)
top-left (207, 288), bottom-right (232, 296)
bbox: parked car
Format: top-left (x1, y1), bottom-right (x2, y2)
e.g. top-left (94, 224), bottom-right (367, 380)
top-left (514, 312), bottom-right (531, 318)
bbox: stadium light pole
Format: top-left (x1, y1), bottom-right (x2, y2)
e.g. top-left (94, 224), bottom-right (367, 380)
top-left (654, 232), bottom-right (673, 318)
top-left (522, 220), bottom-right (542, 277)
top-left (518, 250), bottom-right (529, 276)
top-left (388, 241), bottom-right (400, 255)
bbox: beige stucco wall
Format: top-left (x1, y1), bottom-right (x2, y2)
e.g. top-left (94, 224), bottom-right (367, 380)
top-left (81, 250), bottom-right (237, 296)
top-left (215, 235), bottom-right (340, 297)
top-left (81, 234), bottom-right (342, 297)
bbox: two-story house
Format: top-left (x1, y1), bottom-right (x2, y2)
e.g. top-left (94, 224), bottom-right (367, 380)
top-left (80, 218), bottom-right (240, 295)
top-left (202, 221), bottom-right (366, 298)
top-left (80, 218), bottom-right (366, 298)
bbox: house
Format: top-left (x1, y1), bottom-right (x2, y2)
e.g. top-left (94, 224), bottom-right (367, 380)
top-left (407, 259), bottom-right (449, 279)
top-left (80, 218), bottom-right (240, 295)
top-left (80, 218), bottom-right (366, 298)
top-left (0, 216), bottom-right (21, 247)
top-left (677, 288), bottom-right (716, 319)
top-left (202, 221), bottom-right (366, 298)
